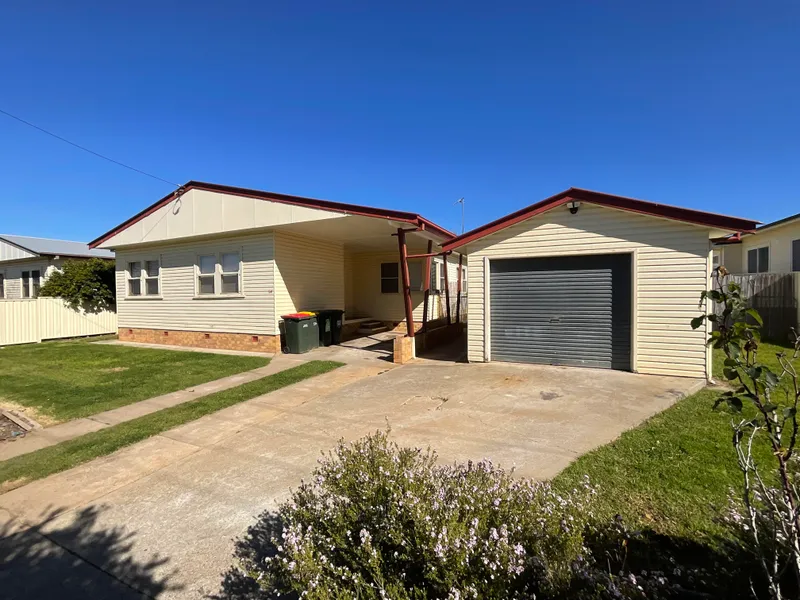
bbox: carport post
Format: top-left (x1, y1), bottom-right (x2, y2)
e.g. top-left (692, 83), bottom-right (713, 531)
top-left (455, 253), bottom-right (463, 323)
top-left (444, 252), bottom-right (451, 324)
top-left (421, 240), bottom-right (433, 332)
top-left (397, 228), bottom-right (416, 337)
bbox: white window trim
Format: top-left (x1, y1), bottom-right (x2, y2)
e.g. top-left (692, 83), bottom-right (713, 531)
top-left (20, 268), bottom-right (42, 299)
top-left (747, 245), bottom-right (770, 274)
top-left (193, 249), bottom-right (244, 299)
top-left (125, 257), bottom-right (162, 300)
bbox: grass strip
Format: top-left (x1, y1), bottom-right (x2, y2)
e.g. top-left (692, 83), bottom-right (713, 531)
top-left (554, 342), bottom-right (791, 546)
top-left (0, 360), bottom-right (343, 491)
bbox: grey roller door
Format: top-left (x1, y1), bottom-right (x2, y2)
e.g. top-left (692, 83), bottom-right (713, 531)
top-left (490, 254), bottom-right (631, 370)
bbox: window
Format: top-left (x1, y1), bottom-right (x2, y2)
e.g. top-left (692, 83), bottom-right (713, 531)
top-left (198, 255), bottom-right (216, 295)
top-left (0, 274), bottom-right (4, 298)
top-left (408, 261), bottom-right (423, 291)
top-left (145, 261), bottom-right (160, 295)
top-left (31, 270), bottom-right (40, 298)
top-left (221, 252), bottom-right (240, 294)
top-left (793, 239), bottom-right (800, 272)
top-left (127, 262), bottom-right (141, 296)
top-left (747, 247), bottom-right (769, 273)
top-left (21, 271), bottom-right (30, 298)
top-left (127, 260), bottom-right (160, 297)
top-left (461, 266), bottom-right (468, 293)
top-left (196, 251), bottom-right (241, 295)
top-left (380, 262), bottom-right (399, 294)
top-left (712, 251), bottom-right (721, 270)
top-left (438, 262), bottom-right (448, 292)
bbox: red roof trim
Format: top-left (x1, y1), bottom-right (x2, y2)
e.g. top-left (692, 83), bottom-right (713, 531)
top-left (89, 181), bottom-right (455, 248)
top-left (440, 188), bottom-right (759, 252)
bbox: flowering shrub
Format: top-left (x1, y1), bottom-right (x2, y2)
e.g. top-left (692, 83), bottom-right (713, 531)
top-left (218, 431), bottom-right (695, 599)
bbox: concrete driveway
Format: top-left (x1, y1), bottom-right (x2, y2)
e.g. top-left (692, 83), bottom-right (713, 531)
top-left (0, 354), bottom-right (703, 599)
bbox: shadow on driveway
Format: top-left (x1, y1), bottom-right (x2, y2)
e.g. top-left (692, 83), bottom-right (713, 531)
top-left (0, 504), bottom-right (180, 599)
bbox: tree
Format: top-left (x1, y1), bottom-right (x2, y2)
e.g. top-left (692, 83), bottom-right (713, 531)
top-left (692, 267), bottom-right (800, 599)
top-left (39, 258), bottom-right (116, 313)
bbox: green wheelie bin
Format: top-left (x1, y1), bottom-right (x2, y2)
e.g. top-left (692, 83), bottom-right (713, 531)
top-left (281, 313), bottom-right (319, 354)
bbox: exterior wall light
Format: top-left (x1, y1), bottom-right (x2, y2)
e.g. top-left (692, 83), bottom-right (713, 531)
top-left (566, 201), bottom-right (581, 215)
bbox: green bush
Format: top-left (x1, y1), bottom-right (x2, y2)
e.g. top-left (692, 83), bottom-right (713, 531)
top-left (39, 258), bottom-right (115, 313)
top-left (219, 432), bottom-right (700, 600)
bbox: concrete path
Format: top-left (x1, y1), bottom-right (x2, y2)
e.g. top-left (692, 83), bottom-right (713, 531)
top-left (0, 356), bottom-right (701, 599)
top-left (0, 354), bottom-right (314, 461)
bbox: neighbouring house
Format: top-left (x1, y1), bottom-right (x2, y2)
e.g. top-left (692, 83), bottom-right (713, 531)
top-left (89, 182), bottom-right (463, 354)
top-left (440, 188), bottom-right (757, 379)
top-left (0, 234), bottom-right (114, 299)
top-left (713, 211), bottom-right (800, 274)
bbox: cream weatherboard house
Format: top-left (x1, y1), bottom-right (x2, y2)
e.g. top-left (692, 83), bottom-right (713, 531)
top-left (713, 210), bottom-right (800, 275)
top-left (440, 188), bottom-right (757, 379)
top-left (90, 182), bottom-right (462, 354)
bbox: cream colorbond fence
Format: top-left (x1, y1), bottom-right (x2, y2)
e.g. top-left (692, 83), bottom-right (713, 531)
top-left (0, 298), bottom-right (117, 346)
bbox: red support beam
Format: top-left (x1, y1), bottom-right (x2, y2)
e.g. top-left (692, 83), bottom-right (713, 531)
top-left (444, 254), bottom-right (451, 325)
top-left (455, 253), bottom-right (463, 324)
top-left (421, 240), bottom-right (433, 333)
top-left (397, 228), bottom-right (415, 337)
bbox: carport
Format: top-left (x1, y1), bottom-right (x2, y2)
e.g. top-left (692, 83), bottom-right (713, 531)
top-left (440, 188), bottom-right (757, 379)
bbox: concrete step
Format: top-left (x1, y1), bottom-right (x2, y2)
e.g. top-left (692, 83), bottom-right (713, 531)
top-left (357, 321), bottom-right (390, 335)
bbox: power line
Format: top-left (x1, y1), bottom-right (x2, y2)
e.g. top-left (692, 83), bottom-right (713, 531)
top-left (0, 107), bottom-right (180, 187)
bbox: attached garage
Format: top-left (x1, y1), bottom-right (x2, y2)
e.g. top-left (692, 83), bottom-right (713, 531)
top-left (440, 188), bottom-right (758, 379)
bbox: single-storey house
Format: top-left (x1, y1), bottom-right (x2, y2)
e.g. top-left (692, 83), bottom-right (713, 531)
top-left (89, 182), bottom-right (463, 354)
top-left (0, 235), bottom-right (114, 299)
top-left (440, 188), bottom-right (757, 379)
top-left (713, 210), bottom-right (800, 274)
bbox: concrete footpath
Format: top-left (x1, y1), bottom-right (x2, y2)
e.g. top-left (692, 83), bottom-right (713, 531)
top-left (0, 353), bottom-right (313, 462)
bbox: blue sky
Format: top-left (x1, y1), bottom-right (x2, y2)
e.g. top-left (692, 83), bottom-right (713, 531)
top-left (1, 1), bottom-right (798, 240)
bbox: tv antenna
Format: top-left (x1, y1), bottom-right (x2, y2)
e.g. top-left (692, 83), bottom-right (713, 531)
top-left (454, 197), bottom-right (465, 234)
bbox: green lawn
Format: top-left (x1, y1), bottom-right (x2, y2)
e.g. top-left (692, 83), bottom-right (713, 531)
top-left (0, 339), bottom-right (270, 423)
top-left (0, 360), bottom-right (342, 491)
top-left (554, 341), bottom-right (794, 545)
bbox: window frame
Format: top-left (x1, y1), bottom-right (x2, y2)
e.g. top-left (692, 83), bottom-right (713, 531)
top-left (21, 270), bottom-right (31, 298)
top-left (126, 257), bottom-right (162, 299)
top-left (380, 262), bottom-right (399, 294)
top-left (792, 239), bottom-right (800, 273)
top-left (747, 246), bottom-right (770, 274)
top-left (0, 272), bottom-right (5, 299)
top-left (194, 250), bottom-right (243, 298)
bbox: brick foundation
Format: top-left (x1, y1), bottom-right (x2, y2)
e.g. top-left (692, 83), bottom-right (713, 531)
top-left (118, 328), bottom-right (281, 354)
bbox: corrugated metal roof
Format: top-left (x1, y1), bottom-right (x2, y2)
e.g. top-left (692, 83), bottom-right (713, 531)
top-left (0, 234), bottom-right (114, 259)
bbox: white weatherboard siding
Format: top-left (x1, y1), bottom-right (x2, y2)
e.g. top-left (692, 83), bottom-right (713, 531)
top-left (0, 259), bottom-right (57, 299)
top-left (98, 189), bottom-right (345, 249)
top-left (0, 239), bottom-right (36, 261)
top-left (116, 233), bottom-right (277, 335)
top-left (274, 231), bottom-right (345, 317)
top-left (465, 203), bottom-right (711, 378)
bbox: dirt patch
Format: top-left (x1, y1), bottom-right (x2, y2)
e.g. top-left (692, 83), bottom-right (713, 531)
top-left (100, 366), bottom-right (129, 373)
top-left (0, 399), bottom-right (57, 427)
top-left (498, 374), bottom-right (527, 386)
top-left (0, 478), bottom-right (29, 494)
top-left (0, 414), bottom-right (27, 441)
